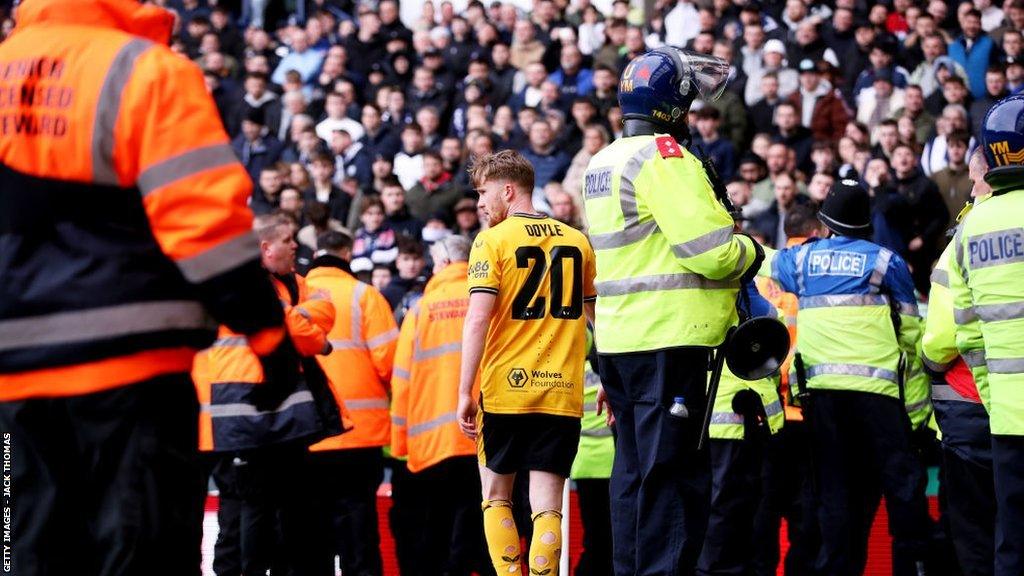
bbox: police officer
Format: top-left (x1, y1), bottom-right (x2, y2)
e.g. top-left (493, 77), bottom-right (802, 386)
top-left (697, 282), bottom-right (785, 576)
top-left (583, 48), bottom-right (764, 576)
top-left (922, 149), bottom-right (994, 576)
top-left (758, 179), bottom-right (932, 576)
top-left (948, 94), bottom-right (1024, 576)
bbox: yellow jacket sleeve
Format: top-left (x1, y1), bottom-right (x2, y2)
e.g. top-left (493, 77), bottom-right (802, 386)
top-left (642, 154), bottom-right (756, 281)
top-left (921, 245), bottom-right (959, 371)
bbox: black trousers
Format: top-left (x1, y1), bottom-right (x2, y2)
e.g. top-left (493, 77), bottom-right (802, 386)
top-left (943, 445), bottom-right (995, 576)
top-left (575, 478), bottom-right (614, 576)
top-left (224, 443), bottom-right (331, 576)
top-left (210, 455), bottom-right (242, 576)
top-left (806, 390), bottom-right (931, 576)
top-left (598, 348), bottom-right (711, 576)
top-left (696, 437), bottom-right (763, 576)
top-left (396, 455), bottom-right (494, 576)
top-left (309, 447), bottom-right (385, 576)
top-left (0, 373), bottom-right (206, 576)
top-left (992, 434), bottom-right (1024, 576)
top-left (752, 421), bottom-right (819, 576)
top-left (388, 457), bottom-right (417, 576)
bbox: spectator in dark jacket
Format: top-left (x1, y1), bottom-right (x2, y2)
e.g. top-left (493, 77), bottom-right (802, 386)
top-left (771, 102), bottom-right (814, 174)
top-left (749, 73), bottom-right (783, 136)
top-left (381, 178), bottom-right (425, 240)
top-left (381, 238), bottom-right (428, 311)
top-left (520, 119), bottom-right (571, 191)
top-left (751, 172), bottom-right (811, 248)
top-left (328, 129), bottom-right (373, 189)
top-left (305, 153), bottom-right (352, 224)
top-left (789, 59), bottom-right (850, 143)
top-left (231, 72), bottom-right (282, 141)
top-left (232, 108), bottom-right (284, 184)
top-left (359, 103), bottom-right (400, 160)
top-left (693, 107), bottom-right (737, 182)
top-left (969, 66), bottom-right (1009, 138)
top-left (889, 143), bottom-right (950, 293)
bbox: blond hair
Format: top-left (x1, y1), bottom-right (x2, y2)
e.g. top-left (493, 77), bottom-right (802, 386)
top-left (468, 149), bottom-right (535, 193)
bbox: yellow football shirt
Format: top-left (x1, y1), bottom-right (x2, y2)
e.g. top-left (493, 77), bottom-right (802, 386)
top-left (467, 213), bottom-right (597, 417)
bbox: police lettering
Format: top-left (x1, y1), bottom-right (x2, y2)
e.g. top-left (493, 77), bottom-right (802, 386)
top-left (807, 250), bottom-right (867, 277)
top-left (584, 168), bottom-right (612, 199)
top-left (968, 230), bottom-right (1024, 266)
top-left (524, 223), bottom-right (564, 237)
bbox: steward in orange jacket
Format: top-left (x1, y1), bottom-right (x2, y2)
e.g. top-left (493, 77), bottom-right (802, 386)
top-left (390, 235), bottom-right (492, 576)
top-left (304, 230), bottom-right (398, 576)
top-left (0, 1), bottom-right (288, 573)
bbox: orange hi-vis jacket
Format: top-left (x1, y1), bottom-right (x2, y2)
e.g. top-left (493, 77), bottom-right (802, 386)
top-left (756, 236), bottom-right (805, 422)
top-left (306, 255), bottom-right (398, 451)
top-left (390, 262), bottom-right (479, 473)
top-left (195, 274), bottom-right (343, 452)
top-left (0, 0), bottom-right (286, 400)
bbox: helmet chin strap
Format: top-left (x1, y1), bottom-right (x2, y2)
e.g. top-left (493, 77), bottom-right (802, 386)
top-left (622, 117), bottom-right (692, 144)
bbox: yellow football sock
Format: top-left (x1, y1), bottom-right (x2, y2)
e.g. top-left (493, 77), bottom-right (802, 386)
top-left (529, 510), bottom-right (562, 576)
top-left (482, 499), bottom-right (521, 575)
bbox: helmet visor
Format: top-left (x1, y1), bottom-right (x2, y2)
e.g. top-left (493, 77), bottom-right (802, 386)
top-left (678, 51), bottom-right (731, 102)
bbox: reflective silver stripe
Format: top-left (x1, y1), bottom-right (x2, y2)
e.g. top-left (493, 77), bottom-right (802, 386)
top-left (589, 219), bottom-right (658, 250)
top-left (351, 283), bottom-right (367, 345)
top-left (595, 273), bottom-right (737, 297)
top-left (393, 367), bottom-right (411, 380)
top-left (345, 398), bottom-right (389, 410)
top-left (671, 225), bottom-right (733, 259)
top-left (967, 229), bottom-right (1024, 270)
top-left (583, 402), bottom-right (598, 412)
top-left (987, 357), bottom-right (1024, 374)
top-left (922, 355), bottom-right (954, 373)
top-left (588, 141), bottom-right (659, 250)
top-left (931, 384), bottom-right (980, 403)
top-left (328, 339), bottom-right (363, 350)
top-left (930, 268), bottom-right (949, 288)
top-left (177, 232), bottom-right (260, 283)
top-left (868, 248), bottom-right (892, 291)
top-left (413, 341), bottom-right (462, 361)
top-left (0, 300), bottom-right (208, 352)
top-left (366, 328), bottom-right (399, 349)
top-left (905, 398), bottom-right (930, 413)
top-left (799, 294), bottom-right (888, 308)
top-left (972, 301), bottom-right (1024, 323)
top-left (954, 225), bottom-right (969, 283)
top-left (963, 349), bottom-right (987, 369)
top-left (954, 306), bottom-right (978, 325)
top-left (408, 412), bottom-right (457, 437)
top-left (93, 38), bottom-right (151, 185)
top-left (295, 306), bottom-right (312, 320)
top-left (391, 416), bottom-right (407, 427)
top-left (208, 390), bottom-right (313, 418)
top-left (727, 238), bottom-right (749, 280)
top-left (899, 301), bottom-right (920, 316)
top-left (710, 412), bottom-right (744, 424)
top-left (581, 427), bottom-right (613, 437)
top-left (138, 144), bottom-right (238, 196)
top-left (764, 399), bottom-right (783, 416)
top-left (794, 244), bottom-right (811, 295)
top-left (785, 315), bottom-right (798, 327)
top-left (805, 363), bottom-right (898, 383)
top-left (214, 336), bottom-right (249, 347)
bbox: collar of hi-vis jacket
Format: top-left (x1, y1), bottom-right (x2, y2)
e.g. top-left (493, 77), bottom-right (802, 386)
top-left (15, 0), bottom-right (174, 45)
top-left (425, 261), bottom-right (469, 292)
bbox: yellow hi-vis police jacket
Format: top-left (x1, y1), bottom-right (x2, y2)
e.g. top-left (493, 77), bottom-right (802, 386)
top-left (582, 134), bottom-right (758, 353)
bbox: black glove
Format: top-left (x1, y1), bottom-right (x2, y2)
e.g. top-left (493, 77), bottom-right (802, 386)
top-left (252, 335), bottom-right (303, 412)
top-left (737, 233), bottom-right (765, 284)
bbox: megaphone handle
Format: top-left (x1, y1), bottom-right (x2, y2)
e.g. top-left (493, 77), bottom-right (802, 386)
top-left (698, 327), bottom-right (735, 451)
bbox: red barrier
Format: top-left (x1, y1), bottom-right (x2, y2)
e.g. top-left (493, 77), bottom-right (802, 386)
top-left (203, 492), bottom-right (942, 575)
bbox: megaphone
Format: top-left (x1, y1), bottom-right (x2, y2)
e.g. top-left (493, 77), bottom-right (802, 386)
top-left (724, 316), bottom-right (791, 381)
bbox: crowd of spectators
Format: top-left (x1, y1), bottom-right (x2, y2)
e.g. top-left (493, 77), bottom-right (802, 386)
top-left (110, 0), bottom-right (1024, 309)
